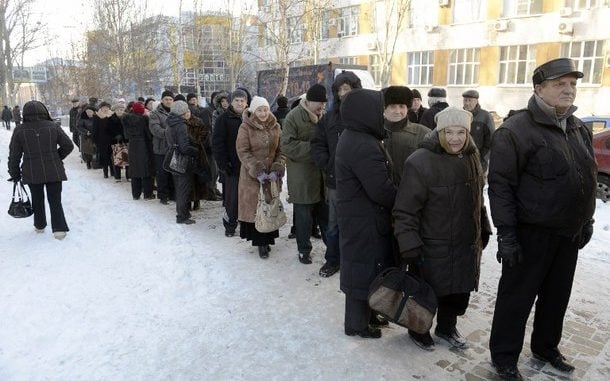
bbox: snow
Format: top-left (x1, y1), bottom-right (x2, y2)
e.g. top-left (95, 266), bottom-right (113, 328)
top-left (1, 125), bottom-right (609, 380)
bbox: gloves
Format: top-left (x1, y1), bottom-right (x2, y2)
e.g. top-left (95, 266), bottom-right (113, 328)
top-left (496, 230), bottom-right (523, 267)
top-left (7, 176), bottom-right (20, 183)
top-left (267, 171), bottom-right (280, 182)
top-left (256, 172), bottom-right (269, 183)
top-left (578, 219), bottom-right (594, 249)
top-left (399, 247), bottom-right (422, 271)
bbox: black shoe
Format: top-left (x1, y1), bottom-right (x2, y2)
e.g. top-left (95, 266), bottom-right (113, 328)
top-left (311, 228), bottom-right (322, 239)
top-left (266, 245), bottom-right (271, 252)
top-left (225, 229), bottom-right (235, 237)
top-left (143, 195), bottom-right (155, 200)
top-left (192, 200), bottom-right (200, 210)
top-left (159, 199), bottom-right (169, 205)
top-left (345, 326), bottom-right (381, 339)
top-left (288, 232), bottom-right (296, 239)
top-left (532, 352), bottom-right (575, 373)
top-left (86, 162), bottom-right (92, 169)
top-left (492, 362), bottom-right (523, 381)
top-left (258, 245), bottom-right (269, 259)
top-left (370, 314), bottom-right (389, 328)
top-left (435, 327), bottom-right (468, 349)
top-left (408, 331), bottom-right (435, 351)
top-left (177, 218), bottom-right (196, 225)
top-left (133, 196), bottom-right (140, 200)
top-left (298, 252), bottom-right (312, 264)
top-left (319, 262), bottom-right (340, 277)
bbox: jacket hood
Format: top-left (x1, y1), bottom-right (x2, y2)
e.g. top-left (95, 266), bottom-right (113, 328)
top-left (340, 89), bottom-right (385, 140)
top-left (22, 101), bottom-right (53, 122)
top-left (419, 128), bottom-right (477, 155)
top-left (213, 90), bottom-right (230, 110)
top-left (166, 113), bottom-right (186, 129)
top-left (331, 71), bottom-right (362, 104)
top-left (242, 108), bottom-right (278, 130)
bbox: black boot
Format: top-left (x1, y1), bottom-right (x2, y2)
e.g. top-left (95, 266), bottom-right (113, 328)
top-left (258, 245), bottom-right (269, 259)
top-left (345, 326), bottom-right (381, 339)
top-left (409, 330), bottom-right (435, 351)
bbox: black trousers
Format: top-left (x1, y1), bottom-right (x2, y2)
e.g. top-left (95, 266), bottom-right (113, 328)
top-left (131, 177), bottom-right (153, 199)
top-left (3, 120), bottom-right (10, 129)
top-left (293, 201), bottom-right (328, 254)
top-left (222, 174), bottom-right (239, 231)
top-left (489, 226), bottom-right (579, 367)
top-left (345, 294), bottom-right (371, 332)
top-left (173, 173), bottom-right (192, 222)
top-left (154, 154), bottom-right (173, 201)
top-left (28, 182), bottom-right (69, 232)
top-left (436, 293), bottom-right (470, 333)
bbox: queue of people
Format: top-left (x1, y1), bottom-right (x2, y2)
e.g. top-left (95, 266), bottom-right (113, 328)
top-left (6, 57), bottom-right (597, 381)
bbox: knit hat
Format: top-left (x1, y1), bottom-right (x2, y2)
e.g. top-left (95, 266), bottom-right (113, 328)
top-left (462, 89), bottom-right (479, 99)
top-left (435, 106), bottom-right (472, 132)
top-left (111, 103), bottom-right (125, 112)
top-left (249, 96), bottom-right (270, 113)
top-left (383, 86), bottom-right (413, 108)
top-left (412, 89), bottom-right (422, 100)
top-left (428, 88), bottom-right (447, 98)
top-left (144, 97), bottom-right (155, 108)
top-left (98, 101), bottom-right (112, 110)
top-left (174, 94), bottom-right (186, 102)
top-left (171, 100), bottom-right (189, 116)
top-left (131, 102), bottom-right (145, 115)
top-left (186, 93), bottom-right (198, 102)
top-left (276, 95), bottom-right (288, 108)
top-left (161, 90), bottom-right (174, 99)
top-left (230, 89), bottom-right (248, 102)
top-left (306, 84), bottom-right (327, 102)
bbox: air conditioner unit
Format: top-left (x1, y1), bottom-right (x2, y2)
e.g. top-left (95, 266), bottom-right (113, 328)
top-left (423, 25), bottom-right (438, 33)
top-left (559, 7), bottom-right (573, 17)
top-left (367, 41), bottom-right (377, 50)
top-left (558, 21), bottom-right (574, 34)
top-left (328, 18), bottom-right (337, 27)
top-left (439, 0), bottom-right (450, 7)
top-left (494, 20), bottom-right (509, 32)
top-left (337, 31), bottom-right (345, 38)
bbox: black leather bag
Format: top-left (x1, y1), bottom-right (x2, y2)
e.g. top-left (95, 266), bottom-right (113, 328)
top-left (163, 145), bottom-right (192, 175)
top-left (8, 181), bottom-right (34, 218)
top-left (368, 267), bottom-right (438, 334)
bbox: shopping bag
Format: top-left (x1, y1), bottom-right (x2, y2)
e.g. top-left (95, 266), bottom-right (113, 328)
top-left (7, 181), bottom-right (34, 218)
top-left (254, 181), bottom-right (287, 233)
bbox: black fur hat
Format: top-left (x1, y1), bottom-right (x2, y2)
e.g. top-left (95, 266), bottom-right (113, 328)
top-left (383, 86), bottom-right (413, 108)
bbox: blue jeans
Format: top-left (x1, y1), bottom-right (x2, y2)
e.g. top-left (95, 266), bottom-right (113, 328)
top-left (293, 200), bottom-right (328, 254)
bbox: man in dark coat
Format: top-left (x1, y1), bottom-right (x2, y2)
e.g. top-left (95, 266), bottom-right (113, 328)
top-left (272, 95), bottom-right (290, 128)
top-left (462, 89), bottom-right (494, 172)
top-left (311, 71), bottom-right (361, 277)
top-left (187, 92), bottom-right (218, 201)
top-left (68, 98), bottom-right (81, 149)
top-left (149, 90), bottom-right (175, 204)
top-left (8, 101), bottom-right (74, 239)
top-left (488, 58), bottom-right (597, 381)
top-left (335, 89), bottom-right (397, 339)
top-left (408, 89), bottom-right (426, 124)
top-left (2, 105), bottom-right (12, 130)
top-left (213, 89), bottom-right (248, 236)
top-left (12, 105), bottom-right (22, 126)
top-left (92, 102), bottom-right (115, 178)
top-left (420, 88), bottom-right (449, 129)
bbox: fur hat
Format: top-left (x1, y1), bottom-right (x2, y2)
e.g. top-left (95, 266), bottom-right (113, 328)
top-left (98, 101), bottom-right (112, 110)
top-left (144, 98), bottom-right (155, 108)
top-left (131, 102), bottom-right (145, 115)
top-left (276, 95), bottom-right (288, 108)
top-left (171, 100), bottom-right (189, 116)
top-left (186, 93), bottom-right (198, 102)
top-left (383, 86), bottom-right (413, 108)
top-left (230, 89), bottom-right (248, 102)
top-left (161, 90), bottom-right (174, 99)
top-left (412, 89), bottom-right (422, 100)
top-left (306, 84), bottom-right (327, 102)
top-left (462, 89), bottom-right (479, 99)
top-left (428, 88), bottom-right (447, 98)
top-left (435, 106), bottom-right (472, 132)
top-left (249, 96), bottom-right (270, 113)
top-left (174, 94), bottom-right (186, 102)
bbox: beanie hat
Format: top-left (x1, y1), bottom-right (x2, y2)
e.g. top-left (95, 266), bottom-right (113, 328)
top-left (230, 89), bottom-right (248, 102)
top-left (111, 103), bottom-right (125, 112)
top-left (412, 89), bottom-right (422, 100)
top-left (383, 86), bottom-right (413, 108)
top-left (249, 96), bottom-right (270, 113)
top-left (306, 84), bottom-right (327, 102)
top-left (174, 94), bottom-right (186, 102)
top-left (137, 97), bottom-right (145, 102)
top-left (161, 90), bottom-right (174, 99)
top-left (428, 88), bottom-right (447, 98)
top-left (435, 106), bottom-right (472, 132)
top-left (462, 89), bottom-right (479, 99)
top-left (276, 96), bottom-right (288, 108)
top-left (131, 102), bottom-right (145, 115)
top-left (171, 100), bottom-right (189, 116)
top-left (186, 93), bottom-right (197, 102)
top-left (98, 101), bottom-right (112, 110)
top-left (144, 97), bottom-right (155, 108)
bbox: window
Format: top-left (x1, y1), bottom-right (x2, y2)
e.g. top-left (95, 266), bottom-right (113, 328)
top-left (566, 0), bottom-right (605, 9)
top-left (407, 51), bottom-right (434, 85)
top-left (369, 55), bottom-right (382, 87)
top-left (339, 56), bottom-right (358, 65)
top-left (448, 48), bottom-right (480, 85)
top-left (453, 0), bottom-right (485, 23)
top-left (502, 0), bottom-right (543, 16)
top-left (288, 17), bottom-right (303, 44)
top-left (409, 0), bottom-right (439, 28)
top-left (337, 6), bottom-right (359, 37)
top-left (561, 40), bottom-right (605, 84)
top-left (319, 11), bottom-right (330, 40)
top-left (498, 45), bottom-right (536, 84)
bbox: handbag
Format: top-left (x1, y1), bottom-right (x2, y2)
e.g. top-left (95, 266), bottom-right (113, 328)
top-left (112, 143), bottom-right (129, 167)
top-left (163, 145), bottom-right (191, 175)
top-left (254, 181), bottom-right (287, 233)
top-left (8, 181), bottom-right (34, 218)
top-left (368, 267), bottom-right (437, 334)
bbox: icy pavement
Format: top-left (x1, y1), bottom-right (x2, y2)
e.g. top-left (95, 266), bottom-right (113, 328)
top-left (0, 126), bottom-right (608, 380)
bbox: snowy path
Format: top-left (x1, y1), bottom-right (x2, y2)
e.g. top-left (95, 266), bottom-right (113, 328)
top-left (0, 126), bottom-right (609, 380)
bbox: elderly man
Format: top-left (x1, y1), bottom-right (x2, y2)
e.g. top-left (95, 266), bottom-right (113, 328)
top-left (419, 87), bottom-right (449, 129)
top-left (281, 84), bottom-right (329, 265)
top-left (462, 90), bottom-right (494, 172)
top-left (488, 58), bottom-right (597, 380)
top-left (407, 89), bottom-right (427, 124)
top-left (149, 90), bottom-right (175, 205)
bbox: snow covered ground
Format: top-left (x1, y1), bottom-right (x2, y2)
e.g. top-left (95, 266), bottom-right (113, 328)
top-left (0, 125), bottom-right (609, 380)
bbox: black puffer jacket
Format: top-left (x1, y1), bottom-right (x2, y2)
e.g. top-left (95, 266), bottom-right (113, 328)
top-left (420, 101), bottom-right (449, 129)
top-left (393, 130), bottom-right (490, 297)
top-left (311, 71), bottom-right (362, 189)
top-left (212, 106), bottom-right (243, 176)
top-left (8, 101), bottom-right (74, 184)
top-left (468, 104), bottom-right (493, 168)
top-left (335, 89), bottom-right (397, 300)
top-left (488, 95), bottom-right (597, 237)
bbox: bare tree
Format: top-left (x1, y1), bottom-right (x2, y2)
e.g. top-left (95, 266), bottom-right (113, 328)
top-left (368, 0), bottom-right (411, 87)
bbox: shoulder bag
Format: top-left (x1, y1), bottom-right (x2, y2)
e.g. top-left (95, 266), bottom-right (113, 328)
top-left (8, 181), bottom-right (34, 218)
top-left (255, 181), bottom-right (287, 233)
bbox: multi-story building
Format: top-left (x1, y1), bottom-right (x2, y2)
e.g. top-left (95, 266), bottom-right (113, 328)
top-left (257, 0), bottom-right (610, 116)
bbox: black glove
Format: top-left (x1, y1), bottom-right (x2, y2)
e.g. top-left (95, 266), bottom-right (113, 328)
top-left (399, 247), bottom-right (422, 271)
top-left (496, 229), bottom-right (523, 267)
top-left (578, 219), bottom-right (594, 250)
top-left (7, 176), bottom-right (20, 183)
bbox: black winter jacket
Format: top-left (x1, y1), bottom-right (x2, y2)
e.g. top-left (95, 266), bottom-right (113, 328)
top-left (311, 106), bottom-right (345, 189)
top-left (408, 106), bottom-right (426, 124)
top-left (212, 106), bottom-right (243, 176)
top-left (122, 113), bottom-right (153, 178)
top-left (167, 114), bottom-right (199, 158)
top-left (488, 95), bottom-right (597, 237)
top-left (420, 102), bottom-right (449, 129)
top-left (468, 104), bottom-right (494, 168)
top-left (335, 89), bottom-right (397, 300)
